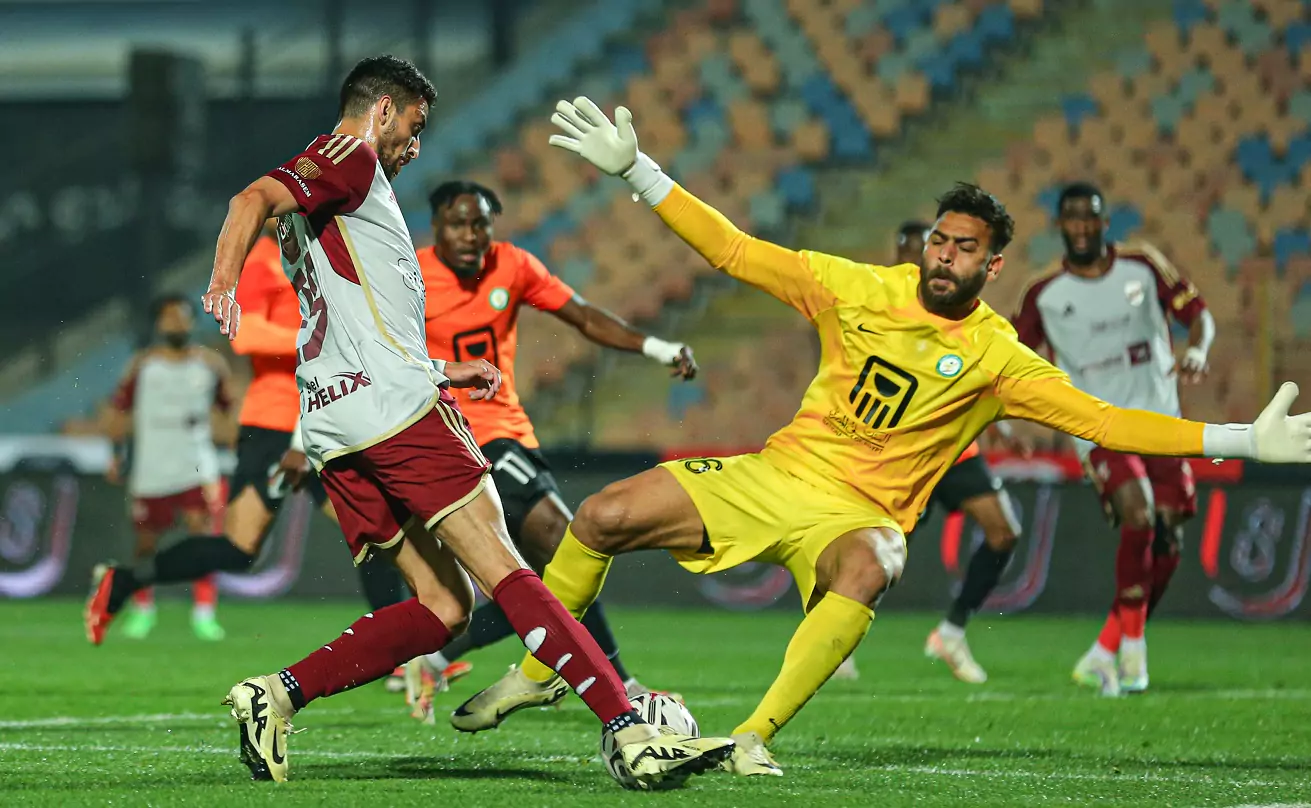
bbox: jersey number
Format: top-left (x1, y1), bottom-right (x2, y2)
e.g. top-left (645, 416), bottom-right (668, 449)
top-left (848, 356), bottom-right (918, 428)
top-left (291, 259), bottom-right (329, 362)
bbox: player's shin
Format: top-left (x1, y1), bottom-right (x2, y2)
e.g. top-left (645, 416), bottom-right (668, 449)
top-left (518, 526), bottom-right (613, 682)
top-left (734, 593), bottom-right (874, 743)
top-left (946, 543), bottom-right (1013, 628)
top-left (279, 598), bottom-right (452, 712)
top-left (107, 535), bottom-right (256, 614)
top-left (1147, 515), bottom-right (1182, 619)
top-left (1115, 525), bottom-right (1153, 640)
top-left (493, 568), bottom-right (637, 730)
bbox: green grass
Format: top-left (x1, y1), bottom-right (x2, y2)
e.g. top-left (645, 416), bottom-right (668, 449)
top-left (1, 601), bottom-right (1309, 806)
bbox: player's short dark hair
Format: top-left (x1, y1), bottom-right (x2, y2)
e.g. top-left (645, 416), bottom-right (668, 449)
top-left (150, 293), bottom-right (194, 322)
top-left (935, 182), bottom-right (1014, 253)
top-left (897, 220), bottom-right (930, 243)
top-left (338, 55), bottom-right (436, 119)
top-left (428, 180), bottom-right (503, 218)
top-left (1056, 181), bottom-right (1104, 216)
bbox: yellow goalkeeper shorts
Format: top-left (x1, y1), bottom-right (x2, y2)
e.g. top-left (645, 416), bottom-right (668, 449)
top-left (661, 452), bottom-right (904, 611)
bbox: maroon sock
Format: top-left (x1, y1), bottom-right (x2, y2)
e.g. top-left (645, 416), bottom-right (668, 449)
top-left (1114, 524), bottom-right (1153, 639)
top-left (493, 568), bottom-right (634, 727)
top-left (1147, 549), bottom-right (1181, 619)
top-left (281, 598), bottom-right (451, 710)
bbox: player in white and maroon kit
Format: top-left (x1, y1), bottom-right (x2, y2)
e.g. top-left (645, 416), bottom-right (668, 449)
top-left (99, 55), bottom-right (732, 785)
top-left (1013, 183), bottom-right (1216, 695)
top-left (108, 294), bottom-right (232, 641)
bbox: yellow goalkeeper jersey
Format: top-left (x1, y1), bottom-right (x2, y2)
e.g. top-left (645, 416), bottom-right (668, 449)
top-left (653, 185), bottom-right (1205, 533)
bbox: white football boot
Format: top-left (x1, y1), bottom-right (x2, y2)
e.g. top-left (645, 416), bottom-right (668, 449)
top-left (450, 664), bottom-right (569, 732)
top-left (1118, 639), bottom-right (1149, 694)
top-left (925, 625), bottom-right (988, 684)
top-left (831, 656), bottom-right (860, 681)
top-left (222, 676), bottom-right (294, 782)
top-left (1072, 648), bottom-right (1122, 698)
top-left (617, 726), bottom-right (736, 790)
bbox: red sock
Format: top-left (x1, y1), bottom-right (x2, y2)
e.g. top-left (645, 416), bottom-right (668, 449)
top-left (1147, 548), bottom-right (1181, 619)
top-left (493, 568), bottom-right (632, 725)
top-left (283, 598), bottom-right (451, 709)
top-left (134, 587), bottom-right (154, 609)
top-left (1096, 608), bottom-right (1121, 654)
top-left (193, 574), bottom-right (218, 609)
top-left (1115, 524), bottom-right (1153, 640)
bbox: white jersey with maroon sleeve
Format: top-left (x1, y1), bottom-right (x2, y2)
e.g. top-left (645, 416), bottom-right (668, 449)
top-left (115, 349), bottom-right (227, 497)
top-left (1012, 242), bottom-right (1208, 457)
top-left (265, 133), bottom-right (449, 468)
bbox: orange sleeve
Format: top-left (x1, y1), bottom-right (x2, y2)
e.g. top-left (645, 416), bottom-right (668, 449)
top-left (514, 244), bottom-right (576, 312)
top-left (990, 338), bottom-right (1204, 456)
top-left (652, 184), bottom-right (837, 319)
top-left (232, 260), bottom-right (299, 357)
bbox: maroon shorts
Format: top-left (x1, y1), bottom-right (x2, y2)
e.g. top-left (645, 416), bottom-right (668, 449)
top-left (131, 481), bottom-right (226, 533)
top-left (1083, 447), bottom-right (1197, 523)
top-left (319, 393), bottom-right (491, 564)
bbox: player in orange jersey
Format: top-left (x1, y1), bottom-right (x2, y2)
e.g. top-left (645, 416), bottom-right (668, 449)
top-left (409, 181), bottom-right (697, 723)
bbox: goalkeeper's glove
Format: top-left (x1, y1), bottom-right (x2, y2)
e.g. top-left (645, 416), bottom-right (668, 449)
top-left (549, 96), bottom-right (672, 207)
top-left (1204, 382), bottom-right (1311, 462)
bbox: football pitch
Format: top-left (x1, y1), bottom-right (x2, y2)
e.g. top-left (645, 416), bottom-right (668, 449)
top-left (1, 601), bottom-right (1308, 807)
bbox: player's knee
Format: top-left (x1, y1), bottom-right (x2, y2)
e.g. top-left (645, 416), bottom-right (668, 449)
top-left (984, 525), bottom-right (1019, 552)
top-left (1120, 506), bottom-right (1154, 531)
top-left (834, 531), bottom-right (906, 608)
top-left (572, 490), bottom-right (631, 554)
top-left (417, 589), bottom-right (471, 635)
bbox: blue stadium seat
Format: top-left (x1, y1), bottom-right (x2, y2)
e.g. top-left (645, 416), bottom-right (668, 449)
top-left (683, 96), bottom-right (725, 129)
top-left (1286, 21), bottom-right (1311, 59)
top-left (776, 166), bottom-right (817, 210)
top-left (844, 4), bottom-right (883, 39)
top-left (1274, 228), bottom-right (1311, 271)
top-left (975, 4), bottom-right (1015, 44)
top-left (1036, 186), bottom-right (1063, 217)
top-left (1107, 205), bottom-right (1144, 242)
top-left (919, 53), bottom-right (958, 91)
top-left (749, 189), bottom-right (787, 230)
top-left (1175, 66), bottom-right (1215, 106)
top-left (608, 45), bottom-right (649, 84)
top-left (1061, 94), bottom-right (1100, 131)
top-left (948, 28), bottom-right (986, 69)
top-left (1172, 0), bottom-right (1210, 36)
top-left (1115, 46), bottom-right (1153, 79)
top-left (1288, 89), bottom-right (1311, 126)
top-left (1288, 132), bottom-right (1311, 171)
top-left (667, 381), bottom-right (706, 421)
top-left (1150, 93), bottom-right (1188, 134)
top-left (832, 125), bottom-right (875, 160)
top-left (883, 4), bottom-right (929, 43)
top-left (558, 255), bottom-right (597, 289)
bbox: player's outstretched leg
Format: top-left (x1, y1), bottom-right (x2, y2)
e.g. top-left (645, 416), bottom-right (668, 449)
top-left (85, 487), bottom-right (271, 645)
top-left (438, 483), bottom-right (731, 789)
top-left (727, 527), bottom-right (903, 777)
top-left (224, 526), bottom-right (471, 782)
top-left (926, 491), bottom-right (1019, 684)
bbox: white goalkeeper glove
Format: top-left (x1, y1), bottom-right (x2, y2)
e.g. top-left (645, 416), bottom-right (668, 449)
top-left (1204, 382), bottom-right (1311, 462)
top-left (549, 97), bottom-right (673, 206)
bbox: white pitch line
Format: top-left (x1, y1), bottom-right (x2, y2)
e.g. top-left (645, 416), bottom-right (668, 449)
top-left (0, 742), bottom-right (1296, 789)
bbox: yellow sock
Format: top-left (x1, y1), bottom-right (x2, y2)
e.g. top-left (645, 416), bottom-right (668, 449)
top-left (733, 592), bottom-right (873, 742)
top-left (520, 527), bottom-right (613, 683)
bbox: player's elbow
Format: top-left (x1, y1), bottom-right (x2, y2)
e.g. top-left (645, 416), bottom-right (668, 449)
top-left (229, 186), bottom-right (272, 222)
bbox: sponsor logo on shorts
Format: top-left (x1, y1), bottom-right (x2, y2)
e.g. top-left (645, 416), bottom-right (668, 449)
top-left (275, 166), bottom-right (312, 198)
top-left (683, 458), bottom-right (723, 474)
top-left (936, 354), bottom-right (963, 378)
top-left (303, 371), bottom-right (372, 413)
top-left (489, 287), bottom-right (510, 311)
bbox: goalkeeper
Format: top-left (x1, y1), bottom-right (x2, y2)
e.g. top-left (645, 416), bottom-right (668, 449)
top-left (451, 97), bottom-right (1311, 777)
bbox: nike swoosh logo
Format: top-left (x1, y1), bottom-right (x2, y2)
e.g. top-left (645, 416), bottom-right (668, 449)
top-left (857, 324), bottom-right (877, 334)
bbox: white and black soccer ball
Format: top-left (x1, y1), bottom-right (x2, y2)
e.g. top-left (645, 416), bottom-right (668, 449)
top-left (600, 693), bottom-right (699, 788)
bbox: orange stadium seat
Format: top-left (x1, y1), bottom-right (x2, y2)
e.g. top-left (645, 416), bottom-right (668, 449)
top-left (933, 2), bottom-right (973, 39)
top-left (893, 71), bottom-right (930, 115)
top-left (1009, 0), bottom-right (1043, 19)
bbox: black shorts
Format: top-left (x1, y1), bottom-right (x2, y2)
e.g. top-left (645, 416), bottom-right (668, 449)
top-left (483, 438), bottom-right (562, 538)
top-left (229, 426), bottom-right (327, 511)
top-left (929, 454), bottom-right (1003, 514)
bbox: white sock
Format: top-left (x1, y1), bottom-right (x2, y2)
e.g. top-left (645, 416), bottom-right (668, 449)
top-left (1120, 637), bottom-right (1146, 656)
top-left (1088, 643), bottom-right (1116, 664)
top-left (936, 621), bottom-right (965, 641)
top-left (425, 651), bottom-right (450, 671)
top-left (192, 604), bottom-right (215, 620)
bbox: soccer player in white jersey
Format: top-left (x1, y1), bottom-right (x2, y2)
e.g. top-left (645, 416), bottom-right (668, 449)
top-left (176, 55), bottom-right (731, 785)
top-left (1014, 182), bottom-right (1217, 695)
top-left (106, 294), bottom-right (234, 641)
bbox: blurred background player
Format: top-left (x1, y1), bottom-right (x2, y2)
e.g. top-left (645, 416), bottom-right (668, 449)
top-left (413, 180), bottom-right (697, 720)
top-left (106, 294), bottom-right (234, 641)
top-left (1014, 182), bottom-right (1216, 696)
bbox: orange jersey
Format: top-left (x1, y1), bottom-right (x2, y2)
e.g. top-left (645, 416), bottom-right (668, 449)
top-left (956, 441), bottom-right (980, 464)
top-left (419, 241), bottom-right (576, 448)
top-left (232, 235), bottom-right (301, 433)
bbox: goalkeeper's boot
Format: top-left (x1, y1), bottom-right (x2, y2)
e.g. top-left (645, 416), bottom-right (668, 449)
top-left (222, 675), bottom-right (294, 782)
top-left (831, 656), bottom-right (860, 681)
top-left (1073, 648), bottom-right (1122, 698)
top-left (84, 564), bottom-right (121, 645)
top-left (616, 725), bottom-right (735, 790)
top-left (121, 607), bottom-right (156, 640)
top-left (720, 730), bottom-right (783, 777)
top-left (925, 627), bottom-right (987, 684)
top-left (625, 678), bottom-right (684, 704)
top-left (450, 664), bottom-right (569, 732)
top-left (1118, 640), bottom-right (1149, 694)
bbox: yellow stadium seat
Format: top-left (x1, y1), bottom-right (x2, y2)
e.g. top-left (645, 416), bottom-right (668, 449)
top-left (728, 98), bottom-right (775, 150)
top-left (1087, 72), bottom-right (1126, 110)
top-left (933, 2), bottom-right (973, 38)
top-left (857, 28), bottom-right (895, 69)
top-left (894, 71), bottom-right (930, 115)
top-left (792, 118), bottom-right (832, 162)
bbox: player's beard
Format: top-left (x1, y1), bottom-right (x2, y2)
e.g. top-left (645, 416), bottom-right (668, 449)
top-left (1062, 230), bottom-right (1103, 266)
top-left (919, 266), bottom-right (987, 312)
top-left (160, 331), bottom-right (190, 349)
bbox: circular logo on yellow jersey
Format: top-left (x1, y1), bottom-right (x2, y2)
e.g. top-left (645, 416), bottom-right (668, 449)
top-left (936, 354), bottom-right (963, 378)
top-left (489, 287), bottom-right (510, 311)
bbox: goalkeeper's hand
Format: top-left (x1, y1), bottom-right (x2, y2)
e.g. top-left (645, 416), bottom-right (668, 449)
top-left (549, 97), bottom-right (638, 175)
top-left (1253, 382), bottom-right (1311, 463)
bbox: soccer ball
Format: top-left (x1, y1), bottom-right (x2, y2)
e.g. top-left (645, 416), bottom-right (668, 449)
top-left (600, 693), bottom-right (699, 788)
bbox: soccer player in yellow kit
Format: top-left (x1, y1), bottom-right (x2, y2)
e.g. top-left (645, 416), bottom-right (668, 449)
top-left (452, 97), bottom-right (1311, 776)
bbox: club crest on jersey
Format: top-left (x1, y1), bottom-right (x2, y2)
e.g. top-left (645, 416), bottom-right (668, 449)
top-left (936, 354), bottom-right (963, 378)
top-left (1124, 279), bottom-right (1145, 306)
top-left (489, 287), bottom-right (510, 311)
top-left (397, 257), bottom-right (423, 293)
